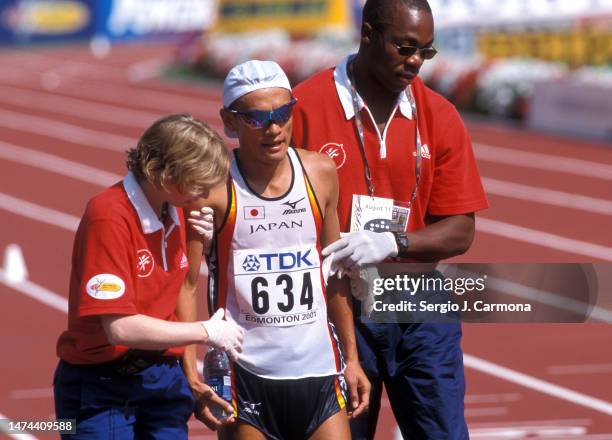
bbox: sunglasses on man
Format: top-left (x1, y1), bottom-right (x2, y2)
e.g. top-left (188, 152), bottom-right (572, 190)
top-left (227, 97), bottom-right (298, 129)
top-left (392, 43), bottom-right (437, 60)
top-left (371, 25), bottom-right (437, 60)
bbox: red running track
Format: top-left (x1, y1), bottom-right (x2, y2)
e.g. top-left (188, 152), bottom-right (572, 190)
top-left (0, 42), bottom-right (611, 440)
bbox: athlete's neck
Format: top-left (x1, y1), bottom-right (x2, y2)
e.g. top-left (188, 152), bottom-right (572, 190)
top-left (351, 55), bottom-right (400, 123)
top-left (236, 150), bottom-right (293, 198)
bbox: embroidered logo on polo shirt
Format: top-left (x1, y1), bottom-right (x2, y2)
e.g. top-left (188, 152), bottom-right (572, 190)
top-left (180, 253), bottom-right (188, 269)
top-left (136, 249), bottom-right (154, 277)
top-left (86, 274), bottom-right (125, 300)
top-left (320, 143), bottom-right (347, 169)
top-left (413, 144), bottom-right (431, 160)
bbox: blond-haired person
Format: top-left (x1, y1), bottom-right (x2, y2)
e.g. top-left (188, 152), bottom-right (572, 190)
top-left (54, 114), bottom-right (244, 439)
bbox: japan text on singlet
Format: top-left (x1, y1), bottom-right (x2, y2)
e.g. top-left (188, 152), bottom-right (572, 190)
top-left (211, 148), bottom-right (342, 379)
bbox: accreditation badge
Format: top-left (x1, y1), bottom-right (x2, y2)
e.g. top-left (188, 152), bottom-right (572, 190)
top-left (350, 195), bottom-right (410, 233)
top-left (349, 195), bottom-right (411, 310)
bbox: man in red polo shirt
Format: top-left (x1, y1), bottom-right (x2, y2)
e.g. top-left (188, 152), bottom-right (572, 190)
top-left (54, 114), bottom-right (244, 439)
top-left (292, 0), bottom-right (488, 438)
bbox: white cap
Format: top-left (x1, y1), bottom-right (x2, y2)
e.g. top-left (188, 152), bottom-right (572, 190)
top-left (222, 60), bottom-right (291, 109)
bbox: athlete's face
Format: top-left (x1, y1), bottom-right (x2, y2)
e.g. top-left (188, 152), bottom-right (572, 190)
top-left (222, 87), bottom-right (294, 165)
top-left (363, 4), bottom-right (434, 93)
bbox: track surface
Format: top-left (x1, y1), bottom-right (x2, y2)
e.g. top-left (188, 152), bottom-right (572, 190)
top-left (0, 42), bottom-right (611, 440)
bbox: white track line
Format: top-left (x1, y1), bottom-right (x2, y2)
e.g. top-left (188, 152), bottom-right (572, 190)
top-left (469, 419), bottom-right (593, 428)
top-left (477, 218), bottom-right (612, 262)
top-left (53, 80), bottom-right (223, 120)
top-left (0, 269), bottom-right (68, 313)
top-left (0, 411), bottom-right (39, 439)
top-left (475, 143), bottom-right (612, 180)
top-left (483, 274), bottom-right (612, 323)
top-left (542, 435), bottom-right (612, 439)
top-left (0, 52), bottom-right (127, 79)
top-left (0, 108), bottom-right (132, 152)
top-left (1, 71), bottom-right (221, 117)
top-left (548, 364), bottom-right (612, 376)
top-left (0, 142), bottom-right (121, 186)
top-left (469, 426), bottom-right (587, 438)
top-left (465, 407), bottom-right (509, 417)
top-left (483, 177), bottom-right (612, 216)
top-left (439, 265), bottom-right (612, 323)
top-left (127, 57), bottom-right (169, 83)
top-left (10, 388), bottom-right (54, 400)
top-left (0, 84), bottom-right (162, 128)
top-left (466, 393), bottom-right (522, 404)
top-left (0, 192), bottom-right (79, 232)
top-left (463, 354), bottom-right (612, 416)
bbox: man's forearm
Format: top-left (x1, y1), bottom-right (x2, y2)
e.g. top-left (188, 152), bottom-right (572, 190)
top-left (176, 276), bottom-right (201, 382)
top-left (326, 277), bottom-right (359, 362)
top-left (397, 213), bottom-right (475, 261)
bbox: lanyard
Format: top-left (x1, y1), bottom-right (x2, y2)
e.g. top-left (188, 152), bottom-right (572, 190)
top-left (348, 60), bottom-right (422, 203)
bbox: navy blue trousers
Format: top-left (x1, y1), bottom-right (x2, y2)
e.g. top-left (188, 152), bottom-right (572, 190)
top-left (349, 321), bottom-right (469, 440)
top-left (54, 359), bottom-right (194, 439)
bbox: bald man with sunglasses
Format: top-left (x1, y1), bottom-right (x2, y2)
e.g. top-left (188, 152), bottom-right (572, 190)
top-left (292, 0), bottom-right (488, 439)
top-left (183, 60), bottom-right (370, 440)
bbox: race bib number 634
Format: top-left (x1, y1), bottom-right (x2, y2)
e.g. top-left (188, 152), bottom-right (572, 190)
top-left (233, 246), bottom-right (322, 327)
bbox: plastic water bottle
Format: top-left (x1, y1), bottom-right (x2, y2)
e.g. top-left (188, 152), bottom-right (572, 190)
top-left (203, 347), bottom-right (232, 419)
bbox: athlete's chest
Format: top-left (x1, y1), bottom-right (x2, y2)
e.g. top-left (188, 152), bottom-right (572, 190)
top-left (232, 189), bottom-right (318, 247)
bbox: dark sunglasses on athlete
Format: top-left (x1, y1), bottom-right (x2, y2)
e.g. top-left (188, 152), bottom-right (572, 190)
top-left (393, 43), bottom-right (437, 60)
top-left (227, 97), bottom-right (298, 129)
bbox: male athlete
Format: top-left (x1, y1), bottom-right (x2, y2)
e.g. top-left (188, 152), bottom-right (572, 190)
top-left (184, 60), bottom-right (370, 440)
top-left (292, 0), bottom-right (488, 438)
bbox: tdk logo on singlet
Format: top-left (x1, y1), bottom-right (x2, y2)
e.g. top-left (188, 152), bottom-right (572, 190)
top-left (242, 255), bottom-right (261, 272)
top-left (242, 250), bottom-right (314, 272)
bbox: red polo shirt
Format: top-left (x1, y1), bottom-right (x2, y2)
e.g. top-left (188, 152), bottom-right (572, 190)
top-left (57, 172), bottom-right (189, 364)
top-left (292, 56), bottom-right (488, 236)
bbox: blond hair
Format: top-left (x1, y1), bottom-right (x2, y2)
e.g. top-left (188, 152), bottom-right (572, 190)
top-left (126, 114), bottom-right (229, 194)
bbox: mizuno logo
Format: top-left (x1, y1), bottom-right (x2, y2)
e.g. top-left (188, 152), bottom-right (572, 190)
top-left (281, 197), bottom-right (307, 215)
top-left (282, 197), bottom-right (304, 210)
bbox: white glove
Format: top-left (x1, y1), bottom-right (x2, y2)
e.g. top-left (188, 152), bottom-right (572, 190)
top-left (321, 253), bottom-right (334, 286)
top-left (346, 268), bottom-right (378, 316)
top-left (321, 230), bottom-right (398, 270)
top-left (187, 207), bottom-right (214, 252)
top-left (200, 309), bottom-right (245, 361)
top-left (347, 267), bottom-right (369, 301)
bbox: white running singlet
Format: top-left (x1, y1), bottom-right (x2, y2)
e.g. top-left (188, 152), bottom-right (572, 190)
top-left (208, 148), bottom-right (343, 379)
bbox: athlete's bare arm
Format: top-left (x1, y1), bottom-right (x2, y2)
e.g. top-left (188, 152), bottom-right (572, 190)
top-left (298, 150), bottom-right (370, 421)
top-left (178, 182), bottom-right (235, 430)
